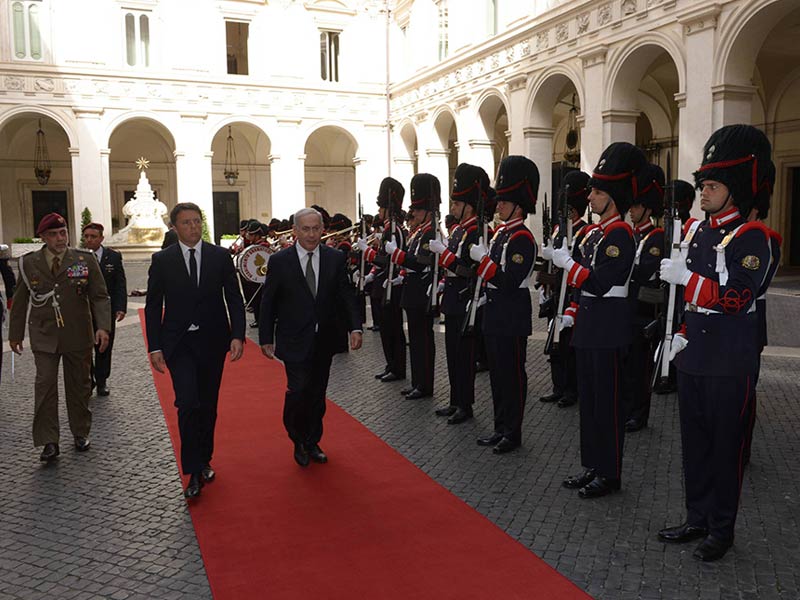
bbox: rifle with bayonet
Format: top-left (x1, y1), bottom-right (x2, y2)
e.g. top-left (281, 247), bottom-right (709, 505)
top-left (427, 181), bottom-right (441, 316)
top-left (462, 180), bottom-right (485, 336)
top-left (384, 196), bottom-right (397, 306)
top-left (357, 193), bottom-right (367, 294)
top-left (545, 186), bottom-right (574, 355)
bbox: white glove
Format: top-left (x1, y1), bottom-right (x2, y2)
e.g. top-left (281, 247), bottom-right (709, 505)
top-left (429, 239), bottom-right (447, 254)
top-left (356, 238), bottom-right (369, 252)
top-left (437, 281), bottom-right (445, 294)
top-left (477, 294), bottom-right (487, 308)
top-left (364, 272), bottom-right (375, 284)
top-left (541, 243), bottom-right (553, 261)
top-left (469, 241), bottom-right (489, 262)
top-left (558, 314), bottom-right (574, 331)
top-left (669, 333), bottom-right (688, 361)
top-left (384, 239), bottom-right (398, 254)
top-left (660, 258), bottom-right (692, 286)
top-left (538, 290), bottom-right (549, 305)
top-left (551, 239), bottom-right (573, 270)
top-left (391, 274), bottom-right (404, 286)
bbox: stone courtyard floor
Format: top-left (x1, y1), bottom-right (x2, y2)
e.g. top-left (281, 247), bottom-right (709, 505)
top-left (0, 260), bottom-right (798, 600)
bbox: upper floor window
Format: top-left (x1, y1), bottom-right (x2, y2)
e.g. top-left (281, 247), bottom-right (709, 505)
top-left (226, 21), bottom-right (249, 75)
top-left (437, 1), bottom-right (448, 61)
top-left (11, 0), bottom-right (43, 61)
top-left (320, 30), bottom-right (339, 82)
top-left (124, 10), bottom-right (150, 67)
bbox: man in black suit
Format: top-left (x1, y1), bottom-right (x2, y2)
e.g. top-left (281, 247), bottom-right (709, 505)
top-left (145, 202), bottom-right (246, 499)
top-left (82, 223), bottom-right (127, 396)
top-left (259, 208), bottom-right (362, 467)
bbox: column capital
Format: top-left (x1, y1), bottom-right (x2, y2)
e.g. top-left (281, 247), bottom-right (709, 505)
top-left (68, 146), bottom-right (80, 157)
top-left (678, 4), bottom-right (721, 36)
top-left (523, 127), bottom-right (555, 139)
top-left (467, 139), bottom-right (494, 150)
top-left (173, 150), bottom-right (186, 160)
top-left (711, 83), bottom-right (757, 102)
top-left (278, 118), bottom-right (302, 127)
top-left (506, 74), bottom-right (528, 94)
top-left (426, 148), bottom-right (450, 158)
top-left (673, 92), bottom-right (687, 109)
top-left (99, 148), bottom-right (111, 157)
top-left (353, 156), bottom-right (367, 166)
top-left (180, 112), bottom-right (207, 122)
top-left (602, 109), bottom-right (640, 124)
top-left (393, 156), bottom-right (416, 165)
top-left (453, 95), bottom-right (470, 112)
top-left (267, 154), bottom-right (281, 164)
top-left (72, 107), bottom-right (104, 119)
top-left (577, 45), bottom-right (608, 69)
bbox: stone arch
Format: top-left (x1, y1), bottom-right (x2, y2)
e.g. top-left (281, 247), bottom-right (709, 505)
top-left (475, 89), bottom-right (510, 177)
top-left (431, 106), bottom-right (459, 191)
top-left (303, 124), bottom-right (359, 219)
top-left (104, 111), bottom-right (177, 151)
top-left (0, 105), bottom-right (78, 148)
top-left (527, 64), bottom-right (586, 129)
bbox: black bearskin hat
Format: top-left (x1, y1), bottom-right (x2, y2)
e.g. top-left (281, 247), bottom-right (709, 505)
top-left (495, 155), bottom-right (539, 214)
top-left (634, 163), bottom-right (665, 214)
top-left (588, 142), bottom-right (648, 214)
top-left (409, 173), bottom-right (442, 212)
top-left (377, 177), bottom-right (405, 209)
top-left (451, 163), bottom-right (490, 208)
top-left (561, 170), bottom-right (590, 216)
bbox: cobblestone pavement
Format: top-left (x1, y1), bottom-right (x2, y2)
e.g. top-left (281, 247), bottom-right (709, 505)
top-left (0, 259), bottom-right (798, 599)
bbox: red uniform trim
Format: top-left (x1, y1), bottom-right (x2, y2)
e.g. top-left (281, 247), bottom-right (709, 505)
top-left (603, 221), bottom-right (634, 237)
top-left (440, 249), bottom-right (457, 268)
top-left (682, 217), bottom-right (699, 236)
top-left (508, 229), bottom-right (535, 243)
top-left (477, 255), bottom-right (497, 281)
top-left (364, 247), bottom-right (377, 263)
top-left (734, 221), bottom-right (770, 242)
top-left (392, 248), bottom-right (406, 265)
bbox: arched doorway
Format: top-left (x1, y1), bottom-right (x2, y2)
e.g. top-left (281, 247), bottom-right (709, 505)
top-left (107, 117), bottom-right (177, 234)
top-left (304, 125), bottom-right (358, 219)
top-left (0, 112), bottom-right (73, 240)
top-left (719, 0), bottom-right (800, 263)
top-left (210, 122), bottom-right (271, 242)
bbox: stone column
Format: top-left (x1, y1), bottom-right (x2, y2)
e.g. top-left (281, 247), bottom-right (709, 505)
top-left (467, 139), bottom-right (496, 183)
top-left (421, 149), bottom-right (451, 196)
top-left (678, 6), bottom-right (720, 181)
top-left (268, 119), bottom-right (306, 219)
top-left (524, 126), bottom-right (554, 242)
top-left (392, 156), bottom-right (416, 189)
top-left (71, 107), bottom-right (112, 238)
top-left (506, 74), bottom-right (529, 156)
top-left (602, 109), bottom-right (639, 147)
top-left (174, 113), bottom-right (214, 239)
top-left (577, 46), bottom-right (608, 171)
top-left (712, 84), bottom-right (758, 129)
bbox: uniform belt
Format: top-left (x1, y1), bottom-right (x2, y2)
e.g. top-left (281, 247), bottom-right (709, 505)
top-left (581, 285), bottom-right (628, 299)
top-left (685, 302), bottom-right (756, 315)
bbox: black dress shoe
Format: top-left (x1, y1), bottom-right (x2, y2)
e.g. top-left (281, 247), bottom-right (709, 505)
top-left (578, 476), bottom-right (620, 499)
top-left (293, 443), bottom-right (310, 467)
top-left (539, 392), bottom-right (563, 403)
top-left (477, 432), bottom-right (504, 446)
top-left (406, 389), bottom-right (431, 400)
top-left (307, 444), bottom-right (328, 464)
top-left (492, 437), bottom-right (520, 454)
top-left (184, 474), bottom-right (203, 499)
top-left (40, 443), bottom-right (60, 462)
top-left (693, 535), bottom-right (733, 562)
top-left (379, 372), bottom-right (403, 382)
top-left (74, 437), bottom-right (91, 452)
top-left (475, 362), bottom-right (489, 373)
top-left (201, 465), bottom-right (216, 483)
top-left (625, 418), bottom-right (646, 432)
top-left (447, 407), bottom-right (473, 424)
top-left (374, 369), bottom-right (390, 379)
top-left (96, 384), bottom-right (110, 397)
top-left (400, 386), bottom-right (415, 395)
top-left (557, 395), bottom-right (577, 408)
top-left (435, 405), bottom-right (457, 417)
top-left (562, 469), bottom-right (595, 489)
top-left (657, 522), bottom-right (709, 544)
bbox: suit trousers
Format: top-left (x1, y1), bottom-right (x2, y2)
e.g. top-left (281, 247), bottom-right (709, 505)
top-left (166, 332), bottom-right (226, 475)
top-left (548, 326), bottom-right (577, 399)
top-left (379, 290), bottom-right (406, 377)
top-left (576, 348), bottom-right (626, 481)
top-left (444, 314), bottom-right (476, 411)
top-left (92, 320), bottom-right (116, 386)
top-left (485, 335), bottom-right (528, 444)
top-left (677, 371), bottom-right (754, 542)
top-left (32, 348), bottom-right (92, 446)
top-left (283, 341), bottom-right (334, 446)
top-left (405, 307), bottom-right (435, 395)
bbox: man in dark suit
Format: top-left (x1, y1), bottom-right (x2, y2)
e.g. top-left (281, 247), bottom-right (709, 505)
top-left (145, 202), bottom-right (245, 499)
top-left (82, 223), bottom-right (127, 396)
top-left (259, 207), bottom-right (362, 467)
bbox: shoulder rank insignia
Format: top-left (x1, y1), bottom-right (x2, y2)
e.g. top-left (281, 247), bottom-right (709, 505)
top-left (741, 255), bottom-right (760, 270)
top-left (648, 246), bottom-right (661, 257)
top-left (605, 245), bottom-right (620, 258)
top-left (511, 253), bottom-right (524, 264)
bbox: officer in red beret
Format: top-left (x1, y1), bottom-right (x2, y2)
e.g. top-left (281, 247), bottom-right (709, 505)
top-left (8, 213), bottom-right (111, 462)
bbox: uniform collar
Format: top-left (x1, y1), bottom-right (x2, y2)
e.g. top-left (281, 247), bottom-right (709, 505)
top-left (571, 217), bottom-right (584, 227)
top-left (709, 207), bottom-right (741, 229)
top-left (460, 216), bottom-right (478, 229)
top-left (634, 221), bottom-right (654, 235)
top-left (498, 217), bottom-right (525, 231)
top-left (599, 213), bottom-right (622, 231)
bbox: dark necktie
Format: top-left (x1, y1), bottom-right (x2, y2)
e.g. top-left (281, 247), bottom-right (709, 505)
top-left (305, 251), bottom-right (316, 298)
top-left (189, 248), bottom-right (198, 287)
top-left (51, 256), bottom-right (60, 276)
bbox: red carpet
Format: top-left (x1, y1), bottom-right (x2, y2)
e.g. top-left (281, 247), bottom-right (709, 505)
top-left (139, 310), bottom-right (589, 600)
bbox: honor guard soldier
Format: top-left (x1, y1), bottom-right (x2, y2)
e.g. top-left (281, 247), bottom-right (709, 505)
top-left (657, 125), bottom-right (775, 561)
top-left (229, 219), bottom-right (251, 255)
top-left (539, 170), bottom-right (591, 408)
top-left (428, 163), bottom-right (490, 423)
top-left (623, 163), bottom-right (665, 432)
top-left (470, 156), bottom-right (539, 453)
top-left (8, 213), bottom-right (112, 462)
top-left (673, 180), bottom-right (697, 226)
top-left (385, 173), bottom-right (440, 399)
top-left (553, 142), bottom-right (646, 498)
top-left (81, 222), bottom-right (128, 397)
top-left (359, 177), bottom-right (407, 382)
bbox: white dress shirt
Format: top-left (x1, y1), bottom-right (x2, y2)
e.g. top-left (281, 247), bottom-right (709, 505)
top-left (94, 245), bottom-right (104, 263)
top-left (178, 240), bottom-right (202, 286)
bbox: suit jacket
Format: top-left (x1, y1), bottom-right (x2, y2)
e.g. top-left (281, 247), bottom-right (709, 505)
top-left (259, 243), bottom-right (361, 363)
top-left (145, 241), bottom-right (245, 360)
top-left (97, 246), bottom-right (127, 315)
top-left (9, 246), bottom-right (111, 353)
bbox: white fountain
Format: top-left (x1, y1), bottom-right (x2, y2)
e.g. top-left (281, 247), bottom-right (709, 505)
top-left (107, 157), bottom-right (169, 259)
